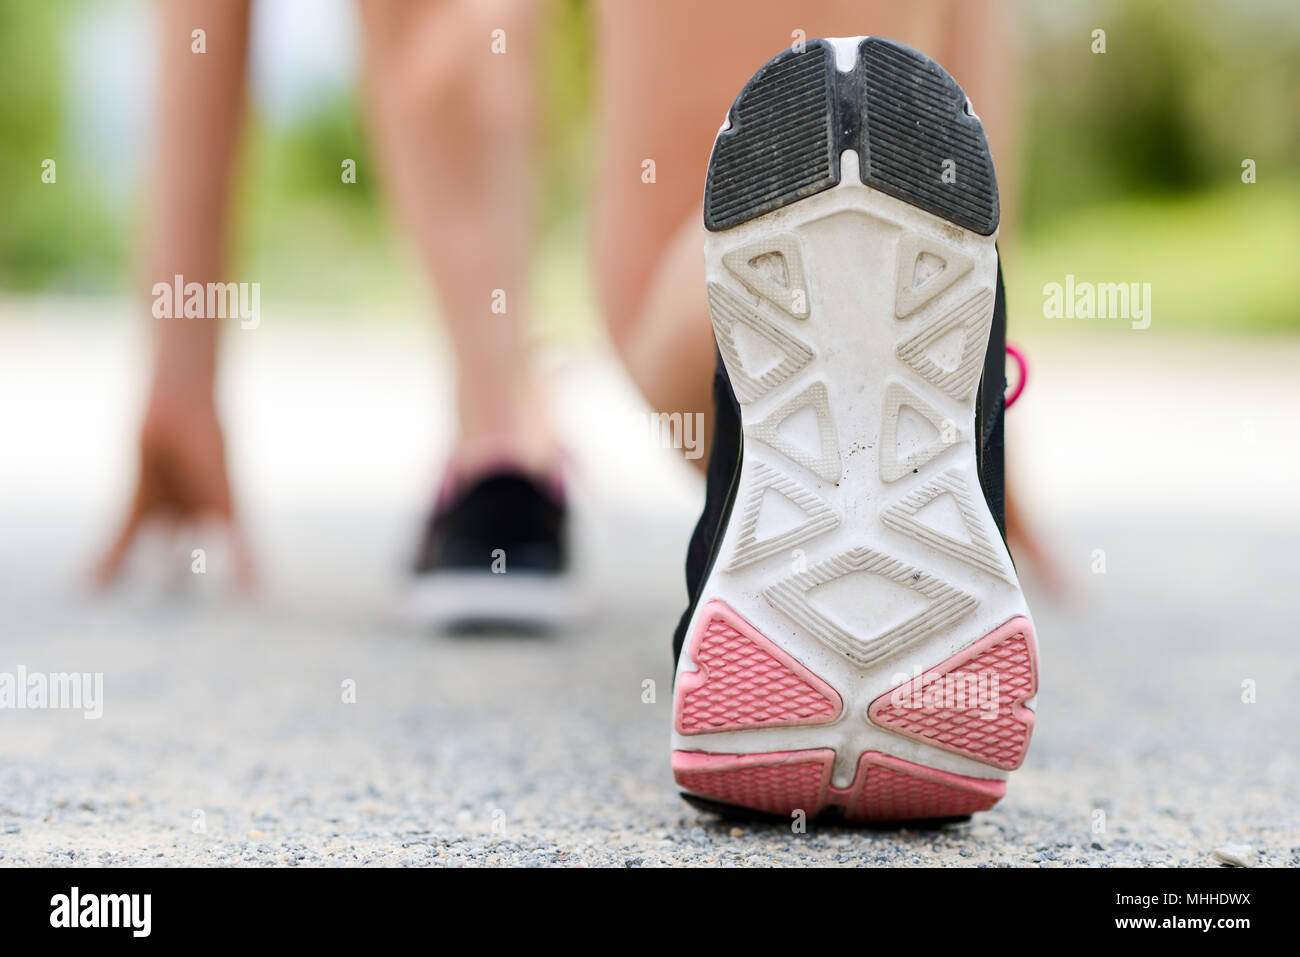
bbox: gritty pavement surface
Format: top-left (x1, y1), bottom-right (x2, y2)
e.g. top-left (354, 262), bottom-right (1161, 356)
top-left (1, 310), bottom-right (1297, 867)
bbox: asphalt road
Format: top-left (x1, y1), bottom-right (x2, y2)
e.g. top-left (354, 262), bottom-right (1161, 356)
top-left (1, 315), bottom-right (1296, 866)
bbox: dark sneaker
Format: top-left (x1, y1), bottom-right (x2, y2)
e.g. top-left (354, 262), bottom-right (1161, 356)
top-left (406, 468), bottom-right (575, 631)
top-left (670, 37), bottom-right (1038, 824)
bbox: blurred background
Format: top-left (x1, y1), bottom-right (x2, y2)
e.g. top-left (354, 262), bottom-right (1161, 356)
top-left (2, 0), bottom-right (1297, 520)
top-left (3, 0), bottom-right (1298, 328)
top-left (0, 0), bottom-right (1297, 866)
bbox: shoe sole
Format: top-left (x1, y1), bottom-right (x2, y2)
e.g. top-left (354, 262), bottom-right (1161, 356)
top-left (672, 37), bottom-right (1037, 824)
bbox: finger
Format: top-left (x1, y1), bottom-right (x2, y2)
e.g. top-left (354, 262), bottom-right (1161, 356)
top-left (92, 500), bottom-right (147, 587)
top-left (93, 438), bottom-right (166, 587)
top-left (227, 518), bottom-right (259, 594)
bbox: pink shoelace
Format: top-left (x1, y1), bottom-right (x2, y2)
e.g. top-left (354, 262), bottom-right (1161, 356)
top-left (1005, 343), bottom-right (1028, 408)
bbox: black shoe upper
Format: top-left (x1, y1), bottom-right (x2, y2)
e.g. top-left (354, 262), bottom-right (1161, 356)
top-left (672, 261), bottom-right (1010, 666)
top-left (976, 260), bottom-right (1009, 539)
top-left (413, 470), bottom-right (568, 577)
top-left (671, 351), bottom-right (745, 664)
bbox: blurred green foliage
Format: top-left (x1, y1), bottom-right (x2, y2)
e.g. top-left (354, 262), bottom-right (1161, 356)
top-left (0, 0), bottom-right (1295, 333)
top-left (1019, 0), bottom-right (1300, 225)
top-left (0, 0), bottom-right (122, 289)
top-left (1010, 0), bottom-right (1300, 336)
top-left (1010, 182), bottom-right (1300, 337)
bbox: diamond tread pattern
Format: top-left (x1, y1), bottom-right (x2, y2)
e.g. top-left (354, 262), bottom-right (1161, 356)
top-left (675, 602), bottom-right (842, 734)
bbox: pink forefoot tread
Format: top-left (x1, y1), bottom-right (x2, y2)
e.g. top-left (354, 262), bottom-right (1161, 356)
top-left (672, 749), bottom-right (1005, 821)
top-left (868, 616), bottom-right (1038, 770)
top-left (672, 749), bottom-right (836, 816)
top-left (674, 600), bottom-right (842, 734)
top-left (847, 752), bottom-right (1005, 821)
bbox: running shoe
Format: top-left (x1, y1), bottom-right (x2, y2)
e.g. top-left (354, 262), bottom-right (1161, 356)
top-left (670, 36), bottom-right (1038, 823)
top-left (407, 468), bottom-right (574, 631)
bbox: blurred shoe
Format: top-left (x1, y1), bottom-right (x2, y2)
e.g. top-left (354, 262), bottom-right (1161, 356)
top-left (406, 468), bottom-right (574, 632)
top-left (670, 37), bottom-right (1038, 823)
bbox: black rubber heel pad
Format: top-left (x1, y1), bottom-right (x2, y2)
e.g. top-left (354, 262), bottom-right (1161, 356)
top-left (858, 37), bottom-right (999, 235)
top-left (704, 42), bottom-right (839, 231)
